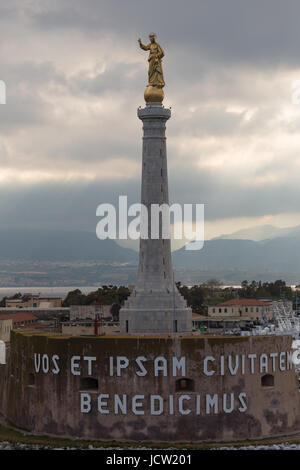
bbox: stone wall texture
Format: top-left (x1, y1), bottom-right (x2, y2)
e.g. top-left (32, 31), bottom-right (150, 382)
top-left (0, 331), bottom-right (300, 442)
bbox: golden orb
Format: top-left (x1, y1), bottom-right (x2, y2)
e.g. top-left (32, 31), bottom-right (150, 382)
top-left (144, 85), bottom-right (164, 103)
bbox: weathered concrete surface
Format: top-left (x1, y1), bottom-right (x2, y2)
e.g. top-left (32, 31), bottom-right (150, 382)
top-left (120, 103), bottom-right (191, 333)
top-left (0, 332), bottom-right (300, 442)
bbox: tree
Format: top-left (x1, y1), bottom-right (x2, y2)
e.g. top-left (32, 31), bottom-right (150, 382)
top-left (63, 286), bottom-right (131, 307)
top-left (62, 289), bottom-right (84, 306)
top-left (0, 292), bottom-right (23, 307)
top-left (205, 279), bottom-right (222, 287)
top-left (110, 303), bottom-right (121, 322)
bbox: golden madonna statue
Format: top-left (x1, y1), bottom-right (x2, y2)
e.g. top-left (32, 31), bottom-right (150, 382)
top-left (138, 33), bottom-right (165, 102)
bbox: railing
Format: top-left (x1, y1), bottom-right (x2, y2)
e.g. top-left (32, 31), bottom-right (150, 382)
top-left (273, 302), bottom-right (300, 333)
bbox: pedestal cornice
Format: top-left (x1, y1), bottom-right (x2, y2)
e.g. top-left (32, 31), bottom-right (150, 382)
top-left (138, 102), bottom-right (171, 120)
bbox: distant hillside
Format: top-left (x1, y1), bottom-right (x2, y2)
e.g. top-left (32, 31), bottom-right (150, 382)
top-left (173, 235), bottom-right (300, 273)
top-left (214, 224), bottom-right (300, 241)
top-left (0, 230), bottom-right (138, 263)
top-left (1, 228), bottom-right (300, 275)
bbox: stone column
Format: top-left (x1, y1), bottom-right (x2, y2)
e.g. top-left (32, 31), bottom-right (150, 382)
top-left (120, 102), bottom-right (192, 334)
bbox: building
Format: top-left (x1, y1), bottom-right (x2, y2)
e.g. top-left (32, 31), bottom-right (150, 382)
top-left (61, 320), bottom-right (119, 336)
top-left (37, 297), bottom-right (62, 308)
top-left (0, 313), bottom-right (38, 329)
top-left (1, 331), bottom-right (300, 442)
top-left (69, 305), bottom-right (112, 321)
top-left (208, 298), bottom-right (273, 322)
top-left (192, 312), bottom-right (251, 331)
top-left (192, 313), bottom-right (208, 330)
top-left (61, 321), bottom-right (101, 336)
top-left (0, 319), bottom-right (12, 342)
top-left (5, 294), bottom-right (62, 309)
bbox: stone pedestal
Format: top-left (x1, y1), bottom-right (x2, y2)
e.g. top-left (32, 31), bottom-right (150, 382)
top-left (120, 102), bottom-right (192, 334)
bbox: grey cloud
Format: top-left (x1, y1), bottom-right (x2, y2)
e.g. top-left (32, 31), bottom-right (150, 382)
top-left (1, 167), bottom-right (300, 233)
top-left (45, 132), bottom-right (140, 165)
top-left (0, 91), bottom-right (49, 132)
top-left (4, 61), bottom-right (65, 86)
top-left (0, 0), bottom-right (299, 236)
top-left (0, 180), bottom-right (140, 232)
top-left (170, 106), bottom-right (245, 138)
top-left (169, 167), bottom-right (300, 221)
top-left (69, 63), bottom-right (143, 96)
top-left (0, 61), bottom-right (66, 133)
top-left (26, 0), bottom-right (300, 68)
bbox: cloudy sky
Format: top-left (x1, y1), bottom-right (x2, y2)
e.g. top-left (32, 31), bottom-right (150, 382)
top-left (1, 0), bottom-right (300, 241)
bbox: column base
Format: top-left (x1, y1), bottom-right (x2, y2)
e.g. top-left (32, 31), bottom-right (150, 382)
top-left (120, 304), bottom-right (192, 334)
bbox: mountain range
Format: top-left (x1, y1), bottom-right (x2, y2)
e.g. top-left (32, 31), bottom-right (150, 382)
top-left (214, 224), bottom-right (300, 241)
top-left (0, 225), bottom-right (300, 276)
top-left (0, 229), bottom-right (137, 263)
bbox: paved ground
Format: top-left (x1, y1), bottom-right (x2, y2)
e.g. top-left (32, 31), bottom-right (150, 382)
top-left (1, 441), bottom-right (300, 450)
top-left (0, 442), bottom-right (124, 450)
top-left (217, 444), bottom-right (300, 450)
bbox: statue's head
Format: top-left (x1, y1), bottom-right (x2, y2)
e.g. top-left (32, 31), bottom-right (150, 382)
top-left (149, 33), bottom-right (156, 43)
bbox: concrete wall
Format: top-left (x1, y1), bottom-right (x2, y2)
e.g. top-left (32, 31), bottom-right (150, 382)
top-left (208, 304), bottom-right (273, 321)
top-left (61, 324), bottom-right (120, 336)
top-left (0, 332), bottom-right (300, 442)
top-left (0, 319), bottom-right (12, 342)
top-left (70, 305), bottom-right (112, 320)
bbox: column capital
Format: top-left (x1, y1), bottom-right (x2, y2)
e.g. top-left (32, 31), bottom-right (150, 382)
top-left (138, 102), bottom-right (171, 120)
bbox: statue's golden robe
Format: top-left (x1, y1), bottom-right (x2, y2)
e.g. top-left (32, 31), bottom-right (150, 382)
top-left (139, 41), bottom-right (165, 88)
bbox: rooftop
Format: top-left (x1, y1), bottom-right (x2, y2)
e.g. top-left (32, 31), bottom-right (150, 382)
top-left (0, 313), bottom-right (38, 323)
top-left (192, 313), bottom-right (207, 319)
top-left (216, 298), bottom-right (271, 307)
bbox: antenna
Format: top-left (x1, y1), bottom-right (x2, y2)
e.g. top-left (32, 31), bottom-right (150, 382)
top-left (173, 270), bottom-right (176, 334)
